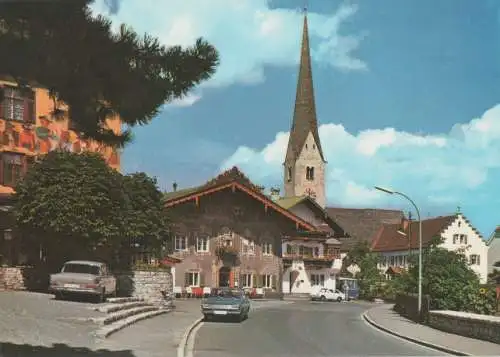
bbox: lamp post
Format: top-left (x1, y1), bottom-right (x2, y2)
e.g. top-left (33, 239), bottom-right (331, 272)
top-left (375, 186), bottom-right (423, 320)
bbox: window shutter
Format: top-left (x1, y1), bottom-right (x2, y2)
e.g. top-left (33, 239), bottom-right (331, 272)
top-left (23, 92), bottom-right (34, 123)
top-left (184, 272), bottom-right (190, 287)
top-left (199, 272), bottom-right (205, 287)
top-left (272, 275), bottom-right (277, 290)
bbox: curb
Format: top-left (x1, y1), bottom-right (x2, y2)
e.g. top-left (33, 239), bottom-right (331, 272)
top-left (362, 311), bottom-right (470, 356)
top-left (95, 308), bottom-right (172, 339)
top-left (177, 316), bottom-right (204, 357)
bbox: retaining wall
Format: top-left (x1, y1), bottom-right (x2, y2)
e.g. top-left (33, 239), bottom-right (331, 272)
top-left (428, 310), bottom-right (500, 344)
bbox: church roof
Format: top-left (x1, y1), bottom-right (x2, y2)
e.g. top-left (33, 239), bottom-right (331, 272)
top-left (285, 13), bottom-right (325, 163)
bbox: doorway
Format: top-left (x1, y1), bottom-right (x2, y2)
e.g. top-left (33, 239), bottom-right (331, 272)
top-left (219, 266), bottom-right (231, 287)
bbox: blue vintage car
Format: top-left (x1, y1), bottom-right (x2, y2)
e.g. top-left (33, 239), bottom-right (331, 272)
top-left (201, 287), bottom-right (251, 322)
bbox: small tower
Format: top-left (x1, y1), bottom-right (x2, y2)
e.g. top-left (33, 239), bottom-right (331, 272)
top-left (283, 8), bottom-right (327, 208)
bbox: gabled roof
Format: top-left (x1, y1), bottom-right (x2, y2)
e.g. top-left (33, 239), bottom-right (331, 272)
top-left (371, 215), bottom-right (456, 252)
top-left (386, 266), bottom-right (405, 275)
top-left (486, 226), bottom-right (500, 246)
top-left (285, 13), bottom-right (325, 163)
top-left (325, 207), bottom-right (403, 250)
top-left (163, 167), bottom-right (316, 231)
top-left (276, 195), bottom-right (346, 236)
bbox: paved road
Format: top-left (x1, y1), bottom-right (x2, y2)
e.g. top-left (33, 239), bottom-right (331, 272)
top-left (0, 291), bottom-right (100, 347)
top-left (193, 301), bottom-right (448, 357)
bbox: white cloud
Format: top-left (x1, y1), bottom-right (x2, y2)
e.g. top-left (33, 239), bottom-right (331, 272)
top-left (220, 104), bottom-right (500, 210)
top-left (168, 93), bottom-right (202, 108)
top-left (90, 0), bottom-right (366, 104)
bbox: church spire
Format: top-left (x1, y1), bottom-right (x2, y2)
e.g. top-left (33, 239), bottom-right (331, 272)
top-left (285, 9), bottom-right (325, 163)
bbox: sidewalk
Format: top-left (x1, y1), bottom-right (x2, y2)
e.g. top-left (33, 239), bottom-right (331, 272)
top-left (96, 299), bottom-right (202, 357)
top-left (363, 304), bottom-right (500, 356)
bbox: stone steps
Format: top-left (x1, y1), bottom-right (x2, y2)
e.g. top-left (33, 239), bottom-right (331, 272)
top-left (93, 296), bottom-right (173, 338)
top-left (94, 301), bottom-right (152, 314)
top-left (106, 297), bottom-right (144, 304)
top-left (95, 308), bottom-right (170, 339)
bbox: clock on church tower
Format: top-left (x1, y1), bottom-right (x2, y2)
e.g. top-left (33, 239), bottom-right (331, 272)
top-left (305, 188), bottom-right (316, 199)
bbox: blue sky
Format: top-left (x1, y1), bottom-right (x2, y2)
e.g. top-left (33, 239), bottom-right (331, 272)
top-left (92, 0), bottom-right (500, 237)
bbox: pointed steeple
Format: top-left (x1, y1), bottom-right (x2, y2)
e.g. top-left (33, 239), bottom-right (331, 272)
top-left (285, 10), bottom-right (325, 163)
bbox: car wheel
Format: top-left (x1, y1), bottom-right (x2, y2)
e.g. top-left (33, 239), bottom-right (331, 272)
top-left (320, 295), bottom-right (326, 301)
top-left (337, 297), bottom-right (342, 302)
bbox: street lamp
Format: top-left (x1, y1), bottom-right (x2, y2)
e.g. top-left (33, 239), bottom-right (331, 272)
top-left (375, 186), bottom-right (423, 321)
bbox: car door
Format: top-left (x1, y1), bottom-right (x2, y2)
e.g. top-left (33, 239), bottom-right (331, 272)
top-left (327, 289), bottom-right (335, 300)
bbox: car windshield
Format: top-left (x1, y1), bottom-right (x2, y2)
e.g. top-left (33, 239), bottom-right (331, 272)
top-left (62, 263), bottom-right (100, 275)
top-left (210, 288), bottom-right (242, 298)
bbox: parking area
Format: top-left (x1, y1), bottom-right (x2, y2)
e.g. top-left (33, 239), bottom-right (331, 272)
top-left (0, 291), bottom-right (102, 347)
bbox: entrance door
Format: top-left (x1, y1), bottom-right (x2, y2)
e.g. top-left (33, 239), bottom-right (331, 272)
top-left (219, 266), bottom-right (231, 287)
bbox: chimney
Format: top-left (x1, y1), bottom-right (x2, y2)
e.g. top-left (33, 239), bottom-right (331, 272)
top-left (270, 187), bottom-right (281, 202)
top-left (172, 182), bottom-right (178, 192)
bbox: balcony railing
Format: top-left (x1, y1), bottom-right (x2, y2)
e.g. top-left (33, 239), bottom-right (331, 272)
top-left (282, 253), bottom-right (340, 261)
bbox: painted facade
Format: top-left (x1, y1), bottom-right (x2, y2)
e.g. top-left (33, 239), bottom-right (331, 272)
top-left (373, 214), bottom-right (489, 283)
top-left (0, 79), bottom-right (121, 173)
top-left (164, 167), bottom-right (317, 296)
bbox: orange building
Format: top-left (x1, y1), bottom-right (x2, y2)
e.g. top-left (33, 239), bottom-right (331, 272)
top-left (0, 78), bottom-right (121, 195)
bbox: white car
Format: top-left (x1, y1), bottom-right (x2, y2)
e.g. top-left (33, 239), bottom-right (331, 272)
top-left (310, 288), bottom-right (344, 302)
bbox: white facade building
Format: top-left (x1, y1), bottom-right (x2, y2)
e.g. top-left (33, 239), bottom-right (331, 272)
top-left (372, 213), bottom-right (489, 284)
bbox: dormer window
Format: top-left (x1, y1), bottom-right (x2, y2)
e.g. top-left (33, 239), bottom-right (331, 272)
top-left (306, 166), bottom-right (314, 181)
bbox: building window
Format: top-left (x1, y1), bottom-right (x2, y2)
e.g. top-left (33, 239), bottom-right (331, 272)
top-left (310, 274), bottom-right (325, 286)
top-left (241, 273), bottom-right (252, 288)
top-left (306, 166), bottom-right (314, 181)
top-left (287, 167), bottom-right (292, 182)
top-left (1, 152), bottom-right (24, 186)
top-left (312, 144), bottom-right (316, 150)
top-left (262, 274), bottom-right (273, 288)
top-left (390, 256), bottom-right (395, 266)
top-left (174, 235), bottom-right (188, 251)
top-left (196, 235), bottom-right (209, 252)
top-left (242, 240), bottom-right (255, 255)
top-left (459, 234), bottom-right (468, 244)
top-left (1, 86), bottom-right (35, 123)
top-left (453, 234), bottom-right (458, 244)
top-left (262, 242), bottom-right (273, 255)
top-left (470, 254), bottom-right (480, 265)
top-left (185, 272), bottom-right (200, 287)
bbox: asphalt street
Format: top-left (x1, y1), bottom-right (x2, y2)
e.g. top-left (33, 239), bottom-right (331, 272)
top-left (193, 301), bottom-right (448, 357)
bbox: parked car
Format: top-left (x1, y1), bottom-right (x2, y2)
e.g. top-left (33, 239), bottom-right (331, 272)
top-left (201, 287), bottom-right (251, 322)
top-left (310, 288), bottom-right (344, 302)
top-left (49, 260), bottom-right (117, 302)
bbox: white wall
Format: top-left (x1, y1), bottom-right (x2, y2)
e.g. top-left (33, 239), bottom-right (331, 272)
top-left (440, 215), bottom-right (488, 284)
top-left (282, 260), bottom-right (336, 294)
top-left (487, 238), bottom-right (500, 275)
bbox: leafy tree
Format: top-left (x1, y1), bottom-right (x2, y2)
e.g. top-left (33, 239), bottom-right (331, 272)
top-left (357, 252), bottom-right (383, 300)
top-left (120, 172), bottom-right (170, 265)
top-left (394, 238), bottom-right (497, 315)
top-left (13, 151), bottom-right (126, 270)
top-left (0, 1), bottom-right (219, 146)
top-left (340, 240), bottom-right (371, 276)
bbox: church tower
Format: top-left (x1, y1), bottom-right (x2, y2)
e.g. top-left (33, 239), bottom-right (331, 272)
top-left (283, 10), bottom-right (327, 208)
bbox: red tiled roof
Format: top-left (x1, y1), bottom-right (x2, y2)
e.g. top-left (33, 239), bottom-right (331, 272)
top-left (371, 215), bottom-right (456, 252)
top-left (386, 266), bottom-right (405, 275)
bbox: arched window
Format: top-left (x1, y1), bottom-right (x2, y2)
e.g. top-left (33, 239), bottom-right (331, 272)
top-left (306, 166), bottom-right (314, 181)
